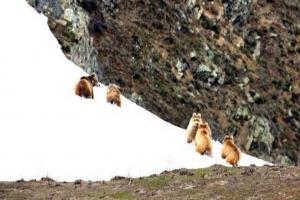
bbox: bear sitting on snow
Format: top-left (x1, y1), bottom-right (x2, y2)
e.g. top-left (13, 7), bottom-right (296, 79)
top-left (186, 113), bottom-right (203, 143)
top-left (195, 122), bottom-right (212, 156)
top-left (221, 135), bottom-right (241, 167)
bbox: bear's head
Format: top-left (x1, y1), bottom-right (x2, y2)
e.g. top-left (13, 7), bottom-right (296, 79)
top-left (223, 135), bottom-right (233, 143)
top-left (199, 122), bottom-right (208, 129)
top-left (108, 84), bottom-right (120, 92)
top-left (192, 112), bottom-right (202, 121)
top-left (198, 122), bottom-right (210, 135)
top-left (89, 73), bottom-right (100, 87)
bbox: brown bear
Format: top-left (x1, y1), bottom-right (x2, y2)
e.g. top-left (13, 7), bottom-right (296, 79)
top-left (195, 122), bottom-right (212, 156)
top-left (106, 84), bottom-right (121, 107)
top-left (186, 113), bottom-right (203, 143)
top-left (221, 135), bottom-right (241, 167)
top-left (75, 73), bottom-right (99, 99)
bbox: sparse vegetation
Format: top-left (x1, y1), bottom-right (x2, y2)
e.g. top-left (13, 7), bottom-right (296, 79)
top-left (1, 165), bottom-right (299, 199)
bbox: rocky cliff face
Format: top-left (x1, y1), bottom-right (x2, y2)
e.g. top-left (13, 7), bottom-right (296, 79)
top-left (27, 0), bottom-right (300, 165)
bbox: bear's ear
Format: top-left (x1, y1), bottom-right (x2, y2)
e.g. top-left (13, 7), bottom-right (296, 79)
top-left (192, 112), bottom-right (196, 117)
top-left (224, 135), bottom-right (233, 141)
top-left (91, 73), bottom-right (98, 81)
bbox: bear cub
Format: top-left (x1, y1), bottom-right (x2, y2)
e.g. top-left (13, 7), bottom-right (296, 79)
top-left (195, 122), bottom-right (212, 156)
top-left (221, 135), bottom-right (241, 167)
top-left (106, 84), bottom-right (121, 107)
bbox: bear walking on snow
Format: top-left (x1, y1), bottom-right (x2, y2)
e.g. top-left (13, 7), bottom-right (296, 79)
top-left (106, 84), bottom-right (121, 107)
top-left (186, 113), bottom-right (203, 143)
top-left (75, 73), bottom-right (99, 99)
top-left (195, 122), bottom-right (212, 156)
top-left (221, 135), bottom-right (241, 167)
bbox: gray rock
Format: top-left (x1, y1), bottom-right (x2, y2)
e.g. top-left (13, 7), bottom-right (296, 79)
top-left (280, 155), bottom-right (294, 166)
top-left (27, 0), bottom-right (63, 17)
top-left (245, 116), bottom-right (274, 154)
top-left (197, 64), bottom-right (211, 73)
top-left (27, 0), bottom-right (101, 78)
top-left (284, 0), bottom-right (300, 9)
top-left (130, 92), bottom-right (144, 107)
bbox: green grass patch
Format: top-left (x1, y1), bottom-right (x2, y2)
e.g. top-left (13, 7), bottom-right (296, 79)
top-left (134, 176), bottom-right (173, 190)
top-left (110, 191), bottom-right (136, 200)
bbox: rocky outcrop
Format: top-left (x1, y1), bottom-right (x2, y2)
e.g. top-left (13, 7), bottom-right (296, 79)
top-left (27, 0), bottom-right (101, 75)
top-left (26, 0), bottom-right (300, 165)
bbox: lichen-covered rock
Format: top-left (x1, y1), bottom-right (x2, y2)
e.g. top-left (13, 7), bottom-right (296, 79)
top-left (26, 0), bottom-right (101, 78)
top-left (246, 117), bottom-right (274, 154)
top-left (234, 105), bottom-right (252, 121)
top-left (130, 92), bottom-right (144, 107)
top-left (280, 156), bottom-right (294, 166)
top-left (283, 0), bottom-right (300, 9)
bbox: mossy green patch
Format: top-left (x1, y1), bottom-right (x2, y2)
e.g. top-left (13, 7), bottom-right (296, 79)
top-left (110, 191), bottom-right (136, 200)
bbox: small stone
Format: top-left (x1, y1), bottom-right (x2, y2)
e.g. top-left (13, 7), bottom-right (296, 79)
top-left (187, 0), bottom-right (196, 8)
top-left (252, 41), bottom-right (261, 59)
top-left (64, 8), bottom-right (75, 22)
top-left (243, 77), bottom-right (250, 85)
top-left (55, 19), bottom-right (67, 26)
top-left (193, 6), bottom-right (203, 20)
top-left (253, 93), bottom-right (265, 104)
top-left (176, 60), bottom-right (184, 72)
top-left (190, 51), bottom-right (197, 59)
top-left (249, 91), bottom-right (265, 104)
top-left (197, 64), bottom-right (211, 73)
top-left (130, 92), bottom-right (144, 106)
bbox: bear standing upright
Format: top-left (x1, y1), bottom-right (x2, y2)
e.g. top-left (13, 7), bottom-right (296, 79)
top-left (221, 135), bottom-right (241, 167)
top-left (106, 84), bottom-right (121, 107)
top-left (75, 73), bottom-right (99, 99)
top-left (186, 113), bottom-right (203, 143)
top-left (195, 122), bottom-right (212, 156)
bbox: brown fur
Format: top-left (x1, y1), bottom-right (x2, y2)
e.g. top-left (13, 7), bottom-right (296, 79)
top-left (106, 84), bottom-right (121, 107)
top-left (75, 73), bottom-right (99, 99)
top-left (221, 135), bottom-right (241, 167)
top-left (186, 113), bottom-right (203, 143)
top-left (205, 120), bottom-right (213, 139)
top-left (195, 122), bottom-right (212, 156)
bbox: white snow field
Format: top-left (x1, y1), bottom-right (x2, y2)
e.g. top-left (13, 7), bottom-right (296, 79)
top-left (0, 1), bottom-right (269, 182)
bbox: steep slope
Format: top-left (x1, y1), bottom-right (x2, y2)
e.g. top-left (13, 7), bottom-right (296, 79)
top-left (26, 0), bottom-right (300, 165)
top-left (0, 0), bottom-right (268, 182)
